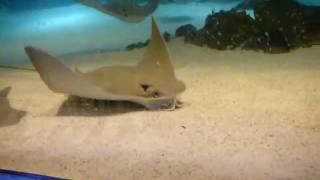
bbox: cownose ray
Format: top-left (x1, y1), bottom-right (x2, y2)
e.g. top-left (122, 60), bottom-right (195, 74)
top-left (0, 87), bottom-right (26, 127)
top-left (77, 0), bottom-right (160, 23)
top-left (24, 17), bottom-right (186, 110)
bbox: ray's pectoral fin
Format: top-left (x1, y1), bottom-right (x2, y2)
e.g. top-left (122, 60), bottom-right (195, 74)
top-left (138, 17), bottom-right (186, 96)
top-left (77, 0), bottom-right (160, 23)
top-left (138, 17), bottom-right (175, 76)
top-left (0, 86), bottom-right (11, 97)
top-left (77, 0), bottom-right (110, 14)
top-left (77, 0), bottom-right (99, 8)
top-left (0, 87), bottom-right (26, 127)
top-left (24, 47), bottom-right (112, 100)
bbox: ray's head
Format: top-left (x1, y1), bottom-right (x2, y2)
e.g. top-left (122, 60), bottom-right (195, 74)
top-left (137, 76), bottom-right (185, 99)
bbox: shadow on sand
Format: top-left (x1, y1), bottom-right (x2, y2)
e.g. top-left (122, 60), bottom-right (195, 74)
top-left (0, 87), bottom-right (26, 127)
top-left (57, 96), bottom-right (145, 117)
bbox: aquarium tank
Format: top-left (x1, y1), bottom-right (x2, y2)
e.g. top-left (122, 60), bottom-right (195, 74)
top-left (0, 0), bottom-right (319, 179)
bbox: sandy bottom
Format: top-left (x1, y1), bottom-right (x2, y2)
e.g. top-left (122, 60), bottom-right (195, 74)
top-left (0, 39), bottom-right (319, 179)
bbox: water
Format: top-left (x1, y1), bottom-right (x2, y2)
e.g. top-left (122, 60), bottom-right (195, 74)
top-left (2, 0), bottom-right (317, 65)
top-left (0, 0), bottom-right (246, 65)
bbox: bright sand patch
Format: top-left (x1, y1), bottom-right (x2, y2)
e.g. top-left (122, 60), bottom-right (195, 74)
top-left (0, 39), bottom-right (319, 179)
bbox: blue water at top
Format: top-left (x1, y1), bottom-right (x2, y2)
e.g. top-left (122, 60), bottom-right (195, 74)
top-left (297, 0), bottom-right (320, 5)
top-left (0, 0), bottom-right (318, 65)
top-left (0, 0), bottom-right (319, 12)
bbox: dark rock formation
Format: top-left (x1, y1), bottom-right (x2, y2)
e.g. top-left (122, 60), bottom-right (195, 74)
top-left (175, 24), bottom-right (203, 45)
top-left (302, 5), bottom-right (320, 45)
top-left (126, 40), bottom-right (149, 51)
top-left (254, 0), bottom-right (309, 50)
top-left (175, 24), bottom-right (197, 37)
top-left (202, 10), bottom-right (257, 50)
top-left (163, 32), bottom-right (172, 42)
top-left (180, 10), bottom-right (270, 51)
top-left (177, 0), bottom-right (320, 53)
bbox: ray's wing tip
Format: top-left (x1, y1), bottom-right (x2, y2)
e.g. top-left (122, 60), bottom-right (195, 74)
top-left (151, 16), bottom-right (162, 37)
top-left (0, 86), bottom-right (11, 97)
top-left (4, 86), bottom-right (12, 92)
top-left (24, 46), bottom-right (32, 53)
top-left (24, 45), bottom-right (34, 51)
top-left (24, 46), bottom-right (41, 67)
top-left (24, 46), bottom-right (38, 56)
top-left (151, 16), bottom-right (157, 26)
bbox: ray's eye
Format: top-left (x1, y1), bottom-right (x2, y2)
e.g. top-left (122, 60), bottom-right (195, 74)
top-left (140, 84), bottom-right (162, 98)
top-left (152, 91), bottom-right (161, 98)
top-left (140, 84), bottom-right (151, 92)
